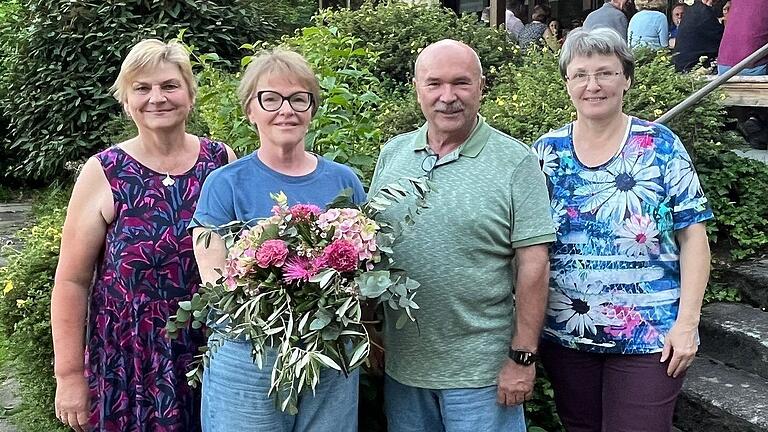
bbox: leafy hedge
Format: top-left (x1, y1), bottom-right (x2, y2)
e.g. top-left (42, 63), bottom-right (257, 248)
top-left (319, 1), bottom-right (519, 87)
top-left (0, 190), bottom-right (68, 431)
top-left (0, 0), bottom-right (281, 181)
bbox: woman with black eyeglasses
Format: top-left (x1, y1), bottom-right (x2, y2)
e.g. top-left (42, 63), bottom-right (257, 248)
top-left (190, 50), bottom-right (365, 432)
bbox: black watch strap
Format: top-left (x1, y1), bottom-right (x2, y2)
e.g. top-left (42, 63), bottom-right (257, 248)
top-left (508, 348), bottom-right (538, 366)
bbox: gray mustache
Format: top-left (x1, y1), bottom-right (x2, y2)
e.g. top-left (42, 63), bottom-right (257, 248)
top-left (435, 102), bottom-right (464, 113)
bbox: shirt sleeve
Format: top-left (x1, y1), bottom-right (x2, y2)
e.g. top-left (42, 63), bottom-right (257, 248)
top-left (350, 175), bottom-right (367, 206)
top-left (510, 151), bottom-right (557, 248)
top-left (657, 14), bottom-right (669, 47)
top-left (663, 134), bottom-right (714, 231)
top-left (189, 169), bottom-right (237, 232)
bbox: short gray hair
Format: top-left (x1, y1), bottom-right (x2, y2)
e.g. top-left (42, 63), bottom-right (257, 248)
top-left (558, 28), bottom-right (635, 83)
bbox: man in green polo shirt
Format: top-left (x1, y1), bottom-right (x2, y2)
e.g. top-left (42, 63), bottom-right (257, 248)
top-left (369, 39), bottom-right (555, 431)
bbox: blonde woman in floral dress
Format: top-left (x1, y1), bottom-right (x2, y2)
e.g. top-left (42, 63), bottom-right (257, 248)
top-left (51, 40), bottom-right (235, 432)
top-left (532, 28), bottom-right (712, 432)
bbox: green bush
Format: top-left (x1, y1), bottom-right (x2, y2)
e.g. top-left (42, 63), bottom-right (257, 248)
top-left (251, 0), bottom-right (317, 36)
top-left (696, 142), bottom-right (768, 259)
top-left (0, 0), bottom-right (21, 179)
top-left (320, 1), bottom-right (518, 87)
top-left (0, 189), bottom-right (69, 431)
top-left (375, 88), bottom-right (425, 142)
top-left (481, 47), bottom-right (575, 144)
top-left (0, 0), bottom-right (281, 182)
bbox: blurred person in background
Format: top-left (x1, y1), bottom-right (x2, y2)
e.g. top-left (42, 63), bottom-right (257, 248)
top-left (672, 0), bottom-right (723, 72)
top-left (668, 3), bottom-right (686, 48)
top-left (628, 0), bottom-right (669, 49)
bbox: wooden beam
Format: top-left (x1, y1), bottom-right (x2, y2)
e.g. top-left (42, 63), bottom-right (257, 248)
top-left (711, 76), bottom-right (768, 108)
top-left (490, 0), bottom-right (505, 28)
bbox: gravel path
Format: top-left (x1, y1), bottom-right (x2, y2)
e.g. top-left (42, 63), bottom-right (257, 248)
top-left (0, 202), bottom-right (31, 432)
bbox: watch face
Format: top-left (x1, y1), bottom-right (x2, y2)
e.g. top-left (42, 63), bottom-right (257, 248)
top-left (510, 349), bottom-right (537, 366)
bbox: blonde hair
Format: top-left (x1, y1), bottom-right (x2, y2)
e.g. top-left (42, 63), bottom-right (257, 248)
top-left (635, 0), bottom-right (666, 10)
top-left (111, 39), bottom-right (196, 104)
top-left (237, 50), bottom-right (321, 116)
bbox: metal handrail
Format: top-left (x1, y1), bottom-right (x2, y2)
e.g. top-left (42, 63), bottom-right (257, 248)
top-left (655, 41), bottom-right (768, 124)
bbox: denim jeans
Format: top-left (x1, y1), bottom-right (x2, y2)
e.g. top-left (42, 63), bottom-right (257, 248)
top-left (718, 63), bottom-right (768, 76)
top-left (384, 374), bottom-right (526, 432)
top-left (201, 336), bottom-right (359, 432)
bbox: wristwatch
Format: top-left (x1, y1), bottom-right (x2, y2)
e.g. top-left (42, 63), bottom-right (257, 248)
top-left (508, 348), bottom-right (538, 366)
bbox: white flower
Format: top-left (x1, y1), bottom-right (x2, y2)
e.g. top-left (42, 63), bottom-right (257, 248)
top-left (551, 200), bottom-right (567, 231)
top-left (576, 152), bottom-right (663, 223)
top-left (548, 273), bottom-right (604, 338)
top-left (536, 144), bottom-right (558, 176)
top-left (614, 214), bottom-right (660, 257)
top-left (665, 149), bottom-right (702, 199)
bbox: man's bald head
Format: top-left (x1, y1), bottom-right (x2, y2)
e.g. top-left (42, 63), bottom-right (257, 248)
top-left (413, 39), bottom-right (483, 82)
top-left (411, 39), bottom-right (485, 144)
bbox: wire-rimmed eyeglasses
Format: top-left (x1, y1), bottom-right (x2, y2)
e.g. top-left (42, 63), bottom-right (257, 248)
top-left (565, 71), bottom-right (623, 86)
top-left (421, 154), bottom-right (438, 179)
top-left (255, 91), bottom-right (314, 112)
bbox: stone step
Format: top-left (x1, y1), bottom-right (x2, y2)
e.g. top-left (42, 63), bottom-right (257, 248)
top-left (674, 355), bottom-right (768, 432)
top-left (699, 302), bottom-right (768, 380)
top-left (720, 258), bottom-right (768, 309)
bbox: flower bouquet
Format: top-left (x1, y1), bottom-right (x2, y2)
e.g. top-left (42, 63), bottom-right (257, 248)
top-left (167, 179), bottom-right (431, 413)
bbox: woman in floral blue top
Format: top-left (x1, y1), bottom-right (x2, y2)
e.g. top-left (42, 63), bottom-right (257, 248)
top-left (532, 28), bottom-right (713, 432)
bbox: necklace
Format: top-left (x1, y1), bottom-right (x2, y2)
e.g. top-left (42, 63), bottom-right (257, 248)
top-left (162, 172), bottom-right (175, 187)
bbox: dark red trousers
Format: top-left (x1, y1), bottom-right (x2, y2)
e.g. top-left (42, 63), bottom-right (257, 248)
top-left (540, 339), bottom-right (685, 432)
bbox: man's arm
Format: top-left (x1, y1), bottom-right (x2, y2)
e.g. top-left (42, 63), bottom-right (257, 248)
top-left (511, 243), bottom-right (550, 352)
top-left (497, 243), bottom-right (550, 406)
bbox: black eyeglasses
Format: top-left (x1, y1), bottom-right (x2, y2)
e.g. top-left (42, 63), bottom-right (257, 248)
top-left (255, 91), bottom-right (314, 112)
top-left (421, 154), bottom-right (438, 179)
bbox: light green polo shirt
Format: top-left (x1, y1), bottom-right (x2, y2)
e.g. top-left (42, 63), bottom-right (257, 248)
top-left (369, 116), bottom-right (555, 389)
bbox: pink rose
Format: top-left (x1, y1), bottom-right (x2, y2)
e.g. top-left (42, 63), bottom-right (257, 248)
top-left (255, 239), bottom-right (289, 268)
top-left (322, 239), bottom-right (359, 273)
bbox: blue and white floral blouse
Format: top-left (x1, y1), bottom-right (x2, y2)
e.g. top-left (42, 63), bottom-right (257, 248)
top-left (532, 117), bottom-right (713, 354)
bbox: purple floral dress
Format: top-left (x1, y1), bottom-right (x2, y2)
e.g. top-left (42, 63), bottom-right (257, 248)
top-left (87, 138), bottom-right (228, 431)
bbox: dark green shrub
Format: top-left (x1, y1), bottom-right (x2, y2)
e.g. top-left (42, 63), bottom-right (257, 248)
top-left (0, 0), bottom-right (281, 181)
top-left (320, 1), bottom-right (518, 87)
top-left (696, 143), bottom-right (768, 259)
top-left (0, 0), bottom-right (22, 179)
top-left (481, 47), bottom-right (575, 144)
top-left (0, 189), bottom-right (69, 431)
top-left (252, 0), bottom-right (318, 35)
top-left (376, 88), bottom-right (424, 141)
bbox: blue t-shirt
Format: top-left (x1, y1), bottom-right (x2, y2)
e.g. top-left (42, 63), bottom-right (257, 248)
top-left (532, 117), bottom-right (713, 354)
top-left (190, 152), bottom-right (366, 230)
